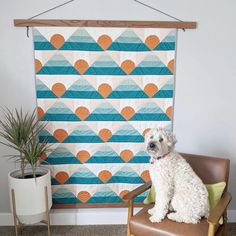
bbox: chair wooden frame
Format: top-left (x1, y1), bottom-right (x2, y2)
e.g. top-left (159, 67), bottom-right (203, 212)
top-left (123, 181), bottom-right (231, 236)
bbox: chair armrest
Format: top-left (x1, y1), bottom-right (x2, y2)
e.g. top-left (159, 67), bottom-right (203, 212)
top-left (123, 181), bottom-right (152, 202)
top-left (207, 192), bottom-right (232, 225)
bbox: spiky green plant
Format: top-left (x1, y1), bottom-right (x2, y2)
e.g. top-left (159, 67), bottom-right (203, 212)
top-left (0, 108), bottom-right (49, 178)
top-left (20, 136), bottom-right (49, 178)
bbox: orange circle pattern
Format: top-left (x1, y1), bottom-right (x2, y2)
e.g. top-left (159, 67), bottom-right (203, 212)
top-left (35, 59), bottom-right (42, 73)
top-left (119, 190), bottom-right (130, 199)
top-left (144, 83), bottom-right (158, 97)
top-left (120, 60), bottom-right (135, 74)
top-left (53, 129), bottom-right (68, 142)
top-left (74, 59), bottom-right (89, 74)
top-left (166, 106), bottom-right (173, 119)
top-left (98, 129), bottom-right (112, 142)
top-left (51, 83), bottom-right (66, 97)
top-left (145, 35), bottom-right (160, 50)
top-left (120, 106), bottom-right (135, 120)
top-left (98, 170), bottom-right (112, 183)
top-left (50, 34), bottom-right (65, 49)
top-left (55, 171), bottom-right (69, 184)
top-left (77, 191), bottom-right (91, 203)
top-left (39, 151), bottom-right (47, 163)
top-left (168, 59), bottom-right (175, 73)
top-left (120, 150), bottom-right (134, 162)
top-left (98, 83), bottom-right (112, 98)
top-left (77, 150), bottom-right (90, 163)
top-left (37, 107), bottom-right (44, 119)
top-left (141, 170), bottom-right (151, 182)
top-left (75, 106), bottom-right (90, 120)
top-left (97, 35), bottom-right (112, 50)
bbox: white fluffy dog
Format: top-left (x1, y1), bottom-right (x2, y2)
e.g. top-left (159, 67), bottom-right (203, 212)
top-left (145, 128), bottom-right (209, 224)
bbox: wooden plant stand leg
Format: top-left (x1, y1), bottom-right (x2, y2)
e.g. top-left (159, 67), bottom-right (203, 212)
top-left (11, 189), bottom-right (19, 236)
top-left (44, 186), bottom-right (51, 236)
top-left (12, 187), bottom-right (51, 236)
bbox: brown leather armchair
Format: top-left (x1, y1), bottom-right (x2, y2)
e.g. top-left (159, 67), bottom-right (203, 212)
top-left (124, 153), bottom-right (231, 236)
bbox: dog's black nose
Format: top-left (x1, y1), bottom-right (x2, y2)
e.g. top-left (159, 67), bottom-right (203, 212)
top-left (149, 142), bottom-right (156, 149)
top-left (159, 138), bottom-right (163, 143)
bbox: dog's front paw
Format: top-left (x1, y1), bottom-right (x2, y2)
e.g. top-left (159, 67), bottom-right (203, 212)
top-left (167, 212), bottom-right (182, 222)
top-left (149, 214), bottom-right (164, 223)
top-left (148, 207), bottom-right (155, 215)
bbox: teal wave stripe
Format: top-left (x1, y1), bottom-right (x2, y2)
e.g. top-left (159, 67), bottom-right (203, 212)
top-left (86, 102), bottom-right (125, 121)
top-left (153, 80), bottom-right (174, 98)
top-left (33, 28), bottom-right (55, 50)
top-left (38, 66), bottom-right (79, 75)
top-left (87, 196), bottom-right (122, 203)
top-left (64, 135), bottom-right (103, 143)
top-left (129, 150), bottom-right (150, 163)
top-left (87, 186), bottom-right (122, 203)
top-left (154, 30), bottom-right (176, 51)
top-left (108, 78), bottom-right (148, 99)
top-left (153, 90), bottom-right (173, 98)
top-left (84, 54), bottom-right (125, 75)
top-left (131, 67), bottom-right (172, 75)
top-left (42, 113), bottom-right (80, 121)
top-left (87, 145), bottom-right (124, 163)
top-left (52, 188), bottom-right (81, 204)
top-left (130, 113), bottom-right (170, 121)
top-left (42, 101), bottom-right (80, 122)
top-left (155, 42), bottom-right (175, 51)
top-left (62, 90), bottom-right (102, 99)
top-left (131, 54), bottom-right (172, 75)
top-left (108, 29), bottom-right (150, 51)
top-left (62, 77), bottom-right (103, 99)
top-left (109, 124), bottom-right (144, 142)
top-left (36, 79), bottom-right (56, 98)
top-left (107, 167), bottom-right (145, 184)
top-left (37, 53), bottom-right (78, 75)
top-left (60, 28), bottom-right (103, 51)
top-left (85, 67), bottom-right (125, 75)
top-left (39, 129), bottom-right (58, 143)
top-left (64, 124), bottom-right (103, 143)
top-left (44, 147), bottom-right (80, 165)
top-left (131, 102), bottom-right (170, 121)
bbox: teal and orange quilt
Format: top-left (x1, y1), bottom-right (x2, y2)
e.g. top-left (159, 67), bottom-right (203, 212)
top-left (33, 27), bottom-right (176, 207)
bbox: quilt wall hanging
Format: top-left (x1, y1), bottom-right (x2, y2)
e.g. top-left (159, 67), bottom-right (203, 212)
top-left (33, 26), bottom-right (176, 207)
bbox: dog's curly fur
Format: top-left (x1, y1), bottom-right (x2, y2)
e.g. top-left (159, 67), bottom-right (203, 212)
top-left (145, 128), bottom-right (209, 224)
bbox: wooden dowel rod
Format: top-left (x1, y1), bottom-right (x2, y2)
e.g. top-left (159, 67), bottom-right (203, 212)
top-left (14, 19), bottom-right (197, 29)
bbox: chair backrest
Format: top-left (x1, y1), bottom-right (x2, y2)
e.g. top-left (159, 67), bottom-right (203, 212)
top-left (181, 153), bottom-right (230, 190)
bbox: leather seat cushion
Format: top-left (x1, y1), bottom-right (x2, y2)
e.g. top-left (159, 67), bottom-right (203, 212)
top-left (130, 205), bottom-right (210, 236)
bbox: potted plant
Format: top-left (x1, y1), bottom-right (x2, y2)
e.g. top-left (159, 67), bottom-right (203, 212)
top-left (0, 108), bottom-right (52, 224)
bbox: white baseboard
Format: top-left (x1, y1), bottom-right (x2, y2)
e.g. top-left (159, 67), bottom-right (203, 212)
top-left (227, 210), bottom-right (236, 223)
top-left (0, 209), bottom-right (235, 226)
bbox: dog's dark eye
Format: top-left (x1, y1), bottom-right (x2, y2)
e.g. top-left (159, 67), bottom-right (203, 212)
top-left (150, 136), bottom-right (153, 139)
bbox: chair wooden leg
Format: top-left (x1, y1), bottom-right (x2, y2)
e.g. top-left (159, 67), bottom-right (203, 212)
top-left (127, 200), bottom-right (134, 236)
top-left (44, 186), bottom-right (51, 236)
top-left (208, 222), bottom-right (217, 236)
top-left (222, 211), bottom-right (227, 236)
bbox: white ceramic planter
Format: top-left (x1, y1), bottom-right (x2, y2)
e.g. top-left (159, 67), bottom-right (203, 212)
top-left (8, 167), bottom-right (52, 224)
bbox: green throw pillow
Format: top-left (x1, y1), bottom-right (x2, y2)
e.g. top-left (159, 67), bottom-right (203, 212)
top-left (144, 182), bottom-right (226, 224)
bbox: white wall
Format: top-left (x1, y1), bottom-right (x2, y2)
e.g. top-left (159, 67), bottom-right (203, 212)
top-left (0, 0), bottom-right (236, 224)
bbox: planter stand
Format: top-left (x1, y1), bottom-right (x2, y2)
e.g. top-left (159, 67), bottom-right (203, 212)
top-left (11, 186), bottom-right (51, 236)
